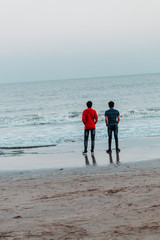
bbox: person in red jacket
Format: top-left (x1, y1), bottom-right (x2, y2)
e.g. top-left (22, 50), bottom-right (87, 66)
top-left (82, 101), bottom-right (98, 153)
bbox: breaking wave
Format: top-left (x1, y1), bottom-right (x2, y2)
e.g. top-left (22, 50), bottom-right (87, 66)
top-left (1, 108), bottom-right (160, 128)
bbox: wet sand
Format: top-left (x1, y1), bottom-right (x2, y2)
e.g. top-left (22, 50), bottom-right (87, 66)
top-left (0, 137), bottom-right (160, 239)
top-left (0, 136), bottom-right (160, 171)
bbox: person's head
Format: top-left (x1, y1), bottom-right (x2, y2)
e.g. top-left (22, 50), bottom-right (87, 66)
top-left (108, 101), bottom-right (114, 108)
top-left (86, 101), bottom-right (92, 108)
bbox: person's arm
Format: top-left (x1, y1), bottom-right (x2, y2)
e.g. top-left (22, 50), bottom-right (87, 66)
top-left (105, 116), bottom-right (108, 126)
top-left (117, 115), bottom-right (120, 124)
top-left (94, 111), bottom-right (98, 124)
top-left (82, 111), bottom-right (86, 125)
top-left (117, 111), bottom-right (120, 124)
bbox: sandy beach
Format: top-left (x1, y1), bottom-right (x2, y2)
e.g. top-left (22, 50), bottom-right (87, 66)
top-left (0, 137), bottom-right (160, 239)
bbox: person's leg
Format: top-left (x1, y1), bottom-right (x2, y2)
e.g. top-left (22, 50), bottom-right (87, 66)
top-left (107, 126), bottom-right (112, 151)
top-left (91, 129), bottom-right (95, 152)
top-left (84, 129), bottom-right (89, 153)
top-left (113, 125), bottom-right (119, 151)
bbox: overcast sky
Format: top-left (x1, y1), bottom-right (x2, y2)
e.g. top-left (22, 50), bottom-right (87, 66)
top-left (0, 0), bottom-right (160, 83)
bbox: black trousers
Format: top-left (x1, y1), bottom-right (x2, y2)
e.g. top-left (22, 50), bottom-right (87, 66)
top-left (84, 129), bottom-right (95, 151)
top-left (107, 125), bottom-right (118, 150)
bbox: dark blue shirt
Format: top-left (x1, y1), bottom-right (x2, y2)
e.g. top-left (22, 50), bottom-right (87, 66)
top-left (105, 108), bottom-right (120, 126)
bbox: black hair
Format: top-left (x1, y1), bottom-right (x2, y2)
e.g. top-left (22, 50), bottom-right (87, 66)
top-left (108, 101), bottom-right (114, 108)
top-left (86, 101), bottom-right (92, 108)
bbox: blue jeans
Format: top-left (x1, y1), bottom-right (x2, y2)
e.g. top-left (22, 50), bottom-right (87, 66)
top-left (84, 129), bottom-right (95, 151)
top-left (107, 125), bottom-right (118, 150)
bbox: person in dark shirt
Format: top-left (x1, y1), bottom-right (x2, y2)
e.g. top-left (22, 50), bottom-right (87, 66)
top-left (82, 101), bottom-right (98, 154)
top-left (105, 101), bottom-right (120, 153)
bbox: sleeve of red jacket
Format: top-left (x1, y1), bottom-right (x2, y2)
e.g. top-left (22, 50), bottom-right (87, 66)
top-left (95, 111), bottom-right (98, 123)
top-left (82, 111), bottom-right (86, 124)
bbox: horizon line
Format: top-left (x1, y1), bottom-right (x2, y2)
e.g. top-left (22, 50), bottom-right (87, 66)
top-left (0, 71), bottom-right (160, 85)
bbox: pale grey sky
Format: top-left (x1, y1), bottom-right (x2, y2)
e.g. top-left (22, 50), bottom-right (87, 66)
top-left (0, 0), bottom-right (160, 83)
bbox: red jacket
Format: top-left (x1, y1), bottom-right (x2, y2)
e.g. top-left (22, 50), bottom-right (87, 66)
top-left (82, 108), bottom-right (98, 129)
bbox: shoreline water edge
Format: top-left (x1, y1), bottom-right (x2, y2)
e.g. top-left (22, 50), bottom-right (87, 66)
top-left (0, 136), bottom-right (160, 171)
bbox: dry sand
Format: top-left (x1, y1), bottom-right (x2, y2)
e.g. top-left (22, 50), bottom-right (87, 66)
top-left (0, 158), bottom-right (160, 240)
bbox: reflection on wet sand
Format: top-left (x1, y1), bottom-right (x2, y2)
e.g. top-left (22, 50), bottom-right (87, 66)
top-left (108, 150), bottom-right (120, 164)
top-left (116, 150), bottom-right (120, 163)
top-left (83, 154), bottom-right (97, 166)
top-left (83, 151), bottom-right (120, 166)
top-left (0, 150), bottom-right (25, 157)
top-left (91, 154), bottom-right (96, 166)
top-left (108, 152), bottom-right (113, 164)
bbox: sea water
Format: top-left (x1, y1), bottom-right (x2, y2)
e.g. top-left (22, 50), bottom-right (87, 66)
top-left (0, 73), bottom-right (160, 150)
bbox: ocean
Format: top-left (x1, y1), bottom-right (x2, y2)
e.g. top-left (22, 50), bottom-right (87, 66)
top-left (0, 73), bottom-right (160, 152)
